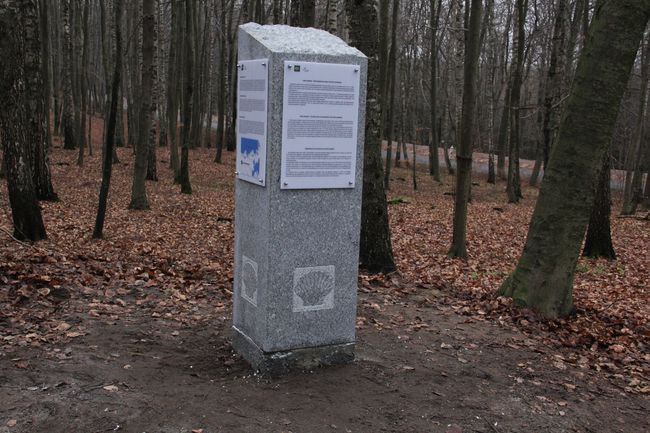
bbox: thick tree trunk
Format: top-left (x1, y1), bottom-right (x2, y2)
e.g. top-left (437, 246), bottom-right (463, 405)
top-left (448, 0), bottom-right (482, 259)
top-left (583, 152), bottom-right (616, 260)
top-left (94, 0), bottom-right (123, 239)
top-left (0, 0), bottom-right (47, 241)
top-left (499, 0), bottom-right (650, 318)
top-left (346, 0), bottom-right (395, 273)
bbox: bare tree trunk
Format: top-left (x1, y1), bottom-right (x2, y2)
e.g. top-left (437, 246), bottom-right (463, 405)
top-left (179, 0), bottom-right (194, 194)
top-left (383, 0), bottom-right (399, 189)
top-left (543, 0), bottom-right (567, 170)
top-left (94, 0), bottom-right (123, 239)
top-left (129, 0), bottom-right (156, 209)
top-left (429, 0), bottom-right (442, 182)
top-left (506, 0), bottom-right (527, 203)
top-left (167, 0), bottom-right (180, 176)
top-left (77, 0), bottom-right (89, 166)
top-left (146, 1), bottom-right (159, 182)
top-left (215, 0), bottom-right (227, 163)
top-left (346, 0), bottom-right (395, 273)
top-left (448, 0), bottom-right (482, 259)
top-left (500, 0), bottom-right (649, 318)
top-left (273, 0), bottom-right (282, 24)
top-left (327, 0), bottom-right (337, 35)
top-left (583, 151), bottom-right (616, 259)
top-left (621, 32), bottom-right (650, 215)
top-left (302, 0), bottom-right (315, 27)
top-left (34, 0), bottom-right (57, 200)
top-left (62, 0), bottom-right (77, 150)
top-left (0, 0), bottom-right (47, 241)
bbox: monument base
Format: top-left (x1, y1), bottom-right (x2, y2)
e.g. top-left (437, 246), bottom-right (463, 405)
top-left (232, 327), bottom-right (355, 376)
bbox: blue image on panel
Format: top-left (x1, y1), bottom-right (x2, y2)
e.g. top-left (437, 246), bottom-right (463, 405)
top-left (240, 137), bottom-right (261, 178)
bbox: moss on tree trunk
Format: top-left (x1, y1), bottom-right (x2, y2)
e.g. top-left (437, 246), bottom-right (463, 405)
top-left (499, 0), bottom-right (650, 318)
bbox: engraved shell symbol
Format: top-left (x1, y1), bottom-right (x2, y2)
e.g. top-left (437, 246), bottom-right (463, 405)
top-left (294, 270), bottom-right (334, 307)
top-left (242, 260), bottom-right (258, 300)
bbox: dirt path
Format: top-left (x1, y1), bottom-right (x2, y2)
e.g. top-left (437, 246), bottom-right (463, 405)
top-left (1, 144), bottom-right (647, 433)
top-left (2, 287), bottom-right (647, 433)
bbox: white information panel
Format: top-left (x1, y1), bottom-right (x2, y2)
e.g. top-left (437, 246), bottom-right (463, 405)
top-left (281, 61), bottom-right (361, 189)
top-left (237, 59), bottom-right (268, 186)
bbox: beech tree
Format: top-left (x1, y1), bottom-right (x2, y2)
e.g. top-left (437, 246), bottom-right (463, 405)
top-left (93, 0), bottom-right (123, 239)
top-left (506, 0), bottom-right (527, 203)
top-left (0, 0), bottom-right (47, 242)
top-left (500, 0), bottom-right (650, 318)
top-left (346, 0), bottom-right (396, 273)
top-left (583, 151), bottom-right (616, 260)
top-left (448, 0), bottom-right (482, 259)
top-left (129, 0), bottom-right (156, 210)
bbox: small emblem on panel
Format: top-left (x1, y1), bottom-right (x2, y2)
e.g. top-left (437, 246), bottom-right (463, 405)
top-left (241, 255), bottom-right (258, 307)
top-left (292, 266), bottom-right (335, 312)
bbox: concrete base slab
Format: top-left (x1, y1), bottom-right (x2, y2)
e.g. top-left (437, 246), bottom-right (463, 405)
top-left (232, 326), bottom-right (355, 376)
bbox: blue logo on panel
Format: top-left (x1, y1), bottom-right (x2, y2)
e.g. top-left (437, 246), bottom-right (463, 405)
top-left (240, 137), bottom-right (261, 178)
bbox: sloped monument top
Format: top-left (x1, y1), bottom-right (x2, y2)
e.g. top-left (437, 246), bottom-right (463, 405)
top-left (240, 23), bottom-right (365, 57)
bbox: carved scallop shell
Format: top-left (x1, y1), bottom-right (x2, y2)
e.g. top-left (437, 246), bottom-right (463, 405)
top-left (294, 270), bottom-right (335, 307)
top-left (241, 259), bottom-right (258, 303)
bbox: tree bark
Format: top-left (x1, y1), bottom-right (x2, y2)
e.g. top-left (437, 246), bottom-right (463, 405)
top-left (499, 0), bottom-right (650, 318)
top-left (621, 33), bottom-right (650, 215)
top-left (179, 0), bottom-right (194, 194)
top-left (448, 0), bottom-right (482, 259)
top-left (543, 0), bottom-right (566, 170)
top-left (34, 0), bottom-right (57, 201)
top-left (77, 0), bottom-right (89, 166)
top-left (300, 0), bottom-right (315, 27)
top-left (62, 0), bottom-right (77, 150)
top-left (346, 0), bottom-right (395, 273)
top-left (146, 0), bottom-right (158, 182)
top-left (0, 0), bottom-right (47, 241)
top-left (215, 0), bottom-right (227, 163)
top-left (583, 151), bottom-right (616, 260)
top-left (506, 0), bottom-right (527, 203)
top-left (383, 0), bottom-right (399, 189)
top-left (129, 0), bottom-right (155, 210)
top-left (167, 0), bottom-right (180, 176)
top-left (327, 0), bottom-right (337, 35)
top-left (429, 0), bottom-right (442, 182)
top-left (93, 0), bottom-right (123, 239)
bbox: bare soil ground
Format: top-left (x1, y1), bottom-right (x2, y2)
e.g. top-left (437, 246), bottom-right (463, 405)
top-left (0, 129), bottom-right (648, 432)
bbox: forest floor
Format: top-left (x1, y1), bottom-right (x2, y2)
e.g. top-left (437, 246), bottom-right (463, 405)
top-left (0, 128), bottom-right (648, 432)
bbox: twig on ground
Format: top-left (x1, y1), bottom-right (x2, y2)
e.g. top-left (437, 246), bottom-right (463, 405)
top-left (0, 227), bottom-right (41, 251)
